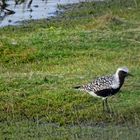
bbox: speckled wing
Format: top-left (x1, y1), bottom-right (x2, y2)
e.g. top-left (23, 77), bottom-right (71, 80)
top-left (82, 75), bottom-right (114, 97)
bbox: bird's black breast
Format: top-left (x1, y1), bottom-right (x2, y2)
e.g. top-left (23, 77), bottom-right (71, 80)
top-left (95, 88), bottom-right (120, 97)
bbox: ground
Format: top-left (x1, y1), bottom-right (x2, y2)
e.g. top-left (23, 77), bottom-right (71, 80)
top-left (0, 0), bottom-right (140, 139)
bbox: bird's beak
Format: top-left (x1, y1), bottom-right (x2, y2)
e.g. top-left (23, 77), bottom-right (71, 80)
top-left (127, 73), bottom-right (133, 77)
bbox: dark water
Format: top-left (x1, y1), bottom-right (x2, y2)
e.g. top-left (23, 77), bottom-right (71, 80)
top-left (0, 0), bottom-right (94, 27)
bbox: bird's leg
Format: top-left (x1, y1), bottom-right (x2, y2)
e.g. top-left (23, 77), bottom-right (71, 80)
top-left (105, 98), bottom-right (110, 113)
top-left (102, 98), bottom-right (115, 114)
top-left (102, 99), bottom-right (105, 112)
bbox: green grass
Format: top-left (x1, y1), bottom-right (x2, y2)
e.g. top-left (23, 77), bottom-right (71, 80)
top-left (0, 121), bottom-right (140, 140)
top-left (0, 0), bottom-right (140, 139)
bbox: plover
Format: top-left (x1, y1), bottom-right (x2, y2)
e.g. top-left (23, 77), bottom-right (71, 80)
top-left (74, 67), bottom-right (133, 112)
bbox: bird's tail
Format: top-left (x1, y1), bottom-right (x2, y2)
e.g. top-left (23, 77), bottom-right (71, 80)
top-left (73, 85), bottom-right (83, 90)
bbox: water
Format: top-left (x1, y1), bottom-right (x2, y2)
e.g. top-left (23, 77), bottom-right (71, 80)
top-left (0, 0), bottom-right (92, 27)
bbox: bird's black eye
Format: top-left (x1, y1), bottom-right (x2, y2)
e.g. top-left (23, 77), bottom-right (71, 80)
top-left (123, 71), bottom-right (129, 77)
top-left (122, 71), bottom-right (127, 74)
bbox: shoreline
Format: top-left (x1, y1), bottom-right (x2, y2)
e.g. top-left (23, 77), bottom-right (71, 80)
top-left (0, 0), bottom-right (95, 28)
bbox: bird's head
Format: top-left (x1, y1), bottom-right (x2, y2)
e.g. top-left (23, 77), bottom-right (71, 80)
top-left (116, 67), bottom-right (133, 78)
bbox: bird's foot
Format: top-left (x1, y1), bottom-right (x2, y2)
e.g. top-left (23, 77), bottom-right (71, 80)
top-left (103, 108), bottom-right (115, 115)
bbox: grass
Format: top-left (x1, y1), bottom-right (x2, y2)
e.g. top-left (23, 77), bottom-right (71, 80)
top-left (0, 0), bottom-right (140, 139)
top-left (0, 121), bottom-right (140, 140)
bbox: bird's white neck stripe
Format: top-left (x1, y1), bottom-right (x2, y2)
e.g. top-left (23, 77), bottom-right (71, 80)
top-left (111, 73), bottom-right (120, 89)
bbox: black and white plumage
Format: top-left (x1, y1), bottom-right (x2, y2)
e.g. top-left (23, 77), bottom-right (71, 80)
top-left (74, 67), bottom-right (133, 112)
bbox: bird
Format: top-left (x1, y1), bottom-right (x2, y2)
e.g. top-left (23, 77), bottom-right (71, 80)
top-left (74, 67), bottom-right (133, 112)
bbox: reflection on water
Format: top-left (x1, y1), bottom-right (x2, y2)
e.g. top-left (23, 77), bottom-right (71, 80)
top-left (0, 0), bottom-right (91, 27)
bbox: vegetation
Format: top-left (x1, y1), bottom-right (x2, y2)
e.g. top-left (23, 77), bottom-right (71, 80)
top-left (0, 0), bottom-right (140, 139)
